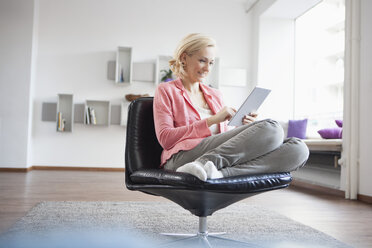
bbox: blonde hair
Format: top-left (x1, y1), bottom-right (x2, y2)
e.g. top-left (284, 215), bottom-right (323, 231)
top-left (169, 33), bottom-right (217, 79)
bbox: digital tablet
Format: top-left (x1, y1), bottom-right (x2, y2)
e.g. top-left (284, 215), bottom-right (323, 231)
top-left (228, 87), bottom-right (271, 126)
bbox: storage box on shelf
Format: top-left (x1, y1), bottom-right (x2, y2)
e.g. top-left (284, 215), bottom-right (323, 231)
top-left (204, 57), bottom-right (220, 89)
top-left (85, 100), bottom-right (111, 126)
top-left (116, 46), bottom-right (133, 84)
top-left (56, 94), bottom-right (74, 132)
top-left (155, 55), bottom-right (173, 85)
top-left (132, 62), bottom-right (155, 82)
top-left (42, 94), bottom-right (125, 130)
top-left (120, 100), bottom-right (130, 126)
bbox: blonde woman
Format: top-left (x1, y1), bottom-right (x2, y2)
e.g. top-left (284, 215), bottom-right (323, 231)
top-left (153, 33), bottom-right (309, 181)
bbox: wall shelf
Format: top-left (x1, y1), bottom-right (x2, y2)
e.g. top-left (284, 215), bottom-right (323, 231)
top-left (85, 100), bottom-right (111, 126)
top-left (155, 55), bottom-right (174, 85)
top-left (120, 100), bottom-right (130, 126)
top-left (56, 94), bottom-right (74, 132)
top-left (116, 46), bottom-right (133, 84)
top-left (42, 101), bottom-right (123, 126)
top-left (205, 57), bottom-right (220, 88)
top-left (132, 62), bottom-right (155, 82)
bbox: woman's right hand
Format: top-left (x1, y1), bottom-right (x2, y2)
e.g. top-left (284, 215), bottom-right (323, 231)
top-left (207, 106), bottom-right (236, 126)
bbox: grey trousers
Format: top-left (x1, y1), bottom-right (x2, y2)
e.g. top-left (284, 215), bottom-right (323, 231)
top-left (164, 119), bottom-right (309, 177)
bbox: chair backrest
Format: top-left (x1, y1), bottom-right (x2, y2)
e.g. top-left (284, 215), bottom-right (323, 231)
top-left (125, 97), bottom-right (163, 182)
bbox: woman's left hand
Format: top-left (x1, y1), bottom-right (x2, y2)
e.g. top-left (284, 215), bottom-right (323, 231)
top-left (242, 112), bottom-right (258, 125)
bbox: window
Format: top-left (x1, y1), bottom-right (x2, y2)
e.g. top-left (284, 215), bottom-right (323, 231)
top-left (294, 0), bottom-right (345, 137)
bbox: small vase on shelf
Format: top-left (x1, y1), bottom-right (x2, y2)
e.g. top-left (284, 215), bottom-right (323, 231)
top-left (120, 68), bottom-right (124, 82)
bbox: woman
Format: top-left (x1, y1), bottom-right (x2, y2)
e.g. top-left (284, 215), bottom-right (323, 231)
top-left (153, 33), bottom-right (309, 181)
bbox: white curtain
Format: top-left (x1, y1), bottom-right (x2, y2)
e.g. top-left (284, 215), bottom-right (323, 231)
top-left (341, 0), bottom-right (361, 199)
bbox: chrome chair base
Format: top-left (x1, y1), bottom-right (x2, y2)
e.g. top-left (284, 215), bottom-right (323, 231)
top-left (159, 217), bottom-right (257, 248)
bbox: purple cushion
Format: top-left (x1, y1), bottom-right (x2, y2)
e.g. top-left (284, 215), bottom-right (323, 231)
top-left (318, 127), bottom-right (342, 139)
top-left (335, 119), bottom-right (343, 128)
top-left (287, 119), bottom-right (308, 139)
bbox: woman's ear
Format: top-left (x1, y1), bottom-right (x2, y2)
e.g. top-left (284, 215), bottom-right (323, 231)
top-left (180, 52), bottom-right (187, 64)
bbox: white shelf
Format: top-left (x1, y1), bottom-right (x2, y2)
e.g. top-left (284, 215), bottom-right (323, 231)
top-left (132, 62), bottom-right (155, 82)
top-left (220, 67), bottom-right (248, 88)
top-left (155, 55), bottom-right (174, 85)
top-left (116, 46), bottom-right (133, 84)
top-left (85, 100), bottom-right (110, 126)
top-left (204, 57), bottom-right (220, 88)
top-left (56, 94), bottom-right (74, 132)
top-left (120, 100), bottom-right (130, 126)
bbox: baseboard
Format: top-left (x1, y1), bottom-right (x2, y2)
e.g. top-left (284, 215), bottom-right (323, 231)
top-left (290, 179), bottom-right (345, 197)
top-left (0, 167), bottom-right (31, 172)
top-left (357, 194), bottom-right (372, 204)
top-left (0, 166), bottom-right (125, 172)
top-left (291, 179), bottom-right (372, 204)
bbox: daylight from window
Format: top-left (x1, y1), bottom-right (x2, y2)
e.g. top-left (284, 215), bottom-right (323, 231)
top-left (295, 0), bottom-right (345, 137)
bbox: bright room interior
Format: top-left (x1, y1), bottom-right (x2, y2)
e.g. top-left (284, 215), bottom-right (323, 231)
top-left (0, 0), bottom-right (371, 247)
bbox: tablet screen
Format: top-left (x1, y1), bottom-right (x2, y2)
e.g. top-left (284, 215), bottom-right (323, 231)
top-left (228, 87), bottom-right (271, 126)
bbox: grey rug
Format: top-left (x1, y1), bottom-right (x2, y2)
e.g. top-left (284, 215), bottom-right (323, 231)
top-left (1, 201), bottom-right (349, 248)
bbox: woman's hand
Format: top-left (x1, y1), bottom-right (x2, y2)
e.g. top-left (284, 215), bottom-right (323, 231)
top-left (207, 106), bottom-right (236, 126)
top-left (242, 112), bottom-right (258, 125)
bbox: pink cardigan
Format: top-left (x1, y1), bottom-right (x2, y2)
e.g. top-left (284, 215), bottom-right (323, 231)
top-left (153, 78), bottom-right (228, 167)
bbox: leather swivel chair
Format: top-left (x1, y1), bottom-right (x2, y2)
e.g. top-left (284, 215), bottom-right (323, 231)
top-left (125, 97), bottom-right (292, 247)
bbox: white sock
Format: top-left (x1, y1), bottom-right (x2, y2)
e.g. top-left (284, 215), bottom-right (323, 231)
top-left (176, 161), bottom-right (207, 181)
top-left (203, 161), bottom-right (223, 179)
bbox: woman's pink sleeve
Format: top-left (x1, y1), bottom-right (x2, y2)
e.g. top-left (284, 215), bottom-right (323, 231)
top-left (153, 86), bottom-right (211, 150)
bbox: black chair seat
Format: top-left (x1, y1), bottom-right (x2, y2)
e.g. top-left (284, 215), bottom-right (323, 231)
top-left (130, 169), bottom-right (291, 193)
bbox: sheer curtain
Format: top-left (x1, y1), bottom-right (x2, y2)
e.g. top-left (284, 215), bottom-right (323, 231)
top-left (341, 0), bottom-right (360, 199)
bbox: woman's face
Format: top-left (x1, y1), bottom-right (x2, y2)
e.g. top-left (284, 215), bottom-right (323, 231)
top-left (183, 46), bottom-right (216, 83)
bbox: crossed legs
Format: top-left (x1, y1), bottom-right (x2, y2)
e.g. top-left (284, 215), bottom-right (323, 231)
top-left (164, 119), bottom-right (309, 180)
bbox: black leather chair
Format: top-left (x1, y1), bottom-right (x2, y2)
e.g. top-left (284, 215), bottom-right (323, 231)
top-left (125, 97), bottom-right (292, 247)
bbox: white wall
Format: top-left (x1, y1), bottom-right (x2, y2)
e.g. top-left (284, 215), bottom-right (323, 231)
top-left (29, 0), bottom-right (250, 168)
top-left (358, 0), bottom-right (372, 196)
top-left (0, 0), bottom-right (35, 168)
top-left (247, 0), bottom-right (276, 88)
top-left (256, 17), bottom-right (294, 121)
